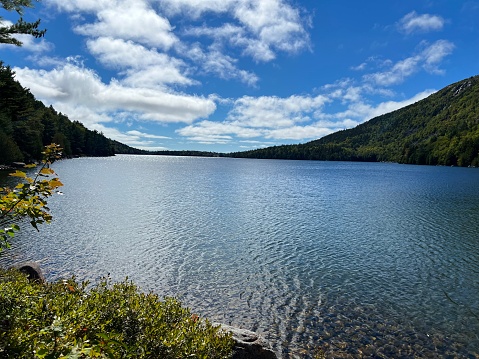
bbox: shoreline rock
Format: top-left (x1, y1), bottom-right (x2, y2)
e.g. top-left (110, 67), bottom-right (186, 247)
top-left (216, 323), bottom-right (278, 359)
top-left (11, 261), bottom-right (46, 283)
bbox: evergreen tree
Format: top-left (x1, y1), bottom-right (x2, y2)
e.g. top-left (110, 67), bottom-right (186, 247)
top-left (0, 0), bottom-right (45, 46)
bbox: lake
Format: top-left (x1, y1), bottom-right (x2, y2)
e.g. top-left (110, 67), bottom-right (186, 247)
top-left (1, 155), bottom-right (479, 358)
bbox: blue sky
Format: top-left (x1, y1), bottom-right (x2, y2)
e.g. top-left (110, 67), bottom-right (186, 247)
top-left (1, 0), bottom-right (478, 152)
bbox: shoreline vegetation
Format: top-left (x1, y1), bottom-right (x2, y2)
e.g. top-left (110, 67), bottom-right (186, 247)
top-left (1, 263), bottom-right (280, 359)
top-left (1, 61), bottom-right (478, 168)
top-left (0, 265), bottom-right (238, 359)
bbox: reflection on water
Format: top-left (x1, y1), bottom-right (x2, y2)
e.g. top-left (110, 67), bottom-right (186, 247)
top-left (1, 156), bottom-right (479, 358)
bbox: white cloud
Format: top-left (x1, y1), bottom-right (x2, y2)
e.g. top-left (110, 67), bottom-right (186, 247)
top-left (180, 42), bottom-right (259, 85)
top-left (265, 125), bottom-right (334, 141)
top-left (42, 0), bottom-right (312, 94)
top-left (233, 0), bottom-right (310, 60)
top-left (177, 120), bottom-right (261, 143)
top-left (13, 63), bottom-right (217, 126)
top-left (168, 0), bottom-right (310, 62)
top-left (351, 62), bottom-right (367, 71)
top-left (228, 94), bottom-right (330, 128)
top-left (398, 11), bottom-right (445, 34)
top-left (86, 37), bottom-right (194, 87)
top-left (335, 89), bottom-right (436, 122)
top-left (46, 1), bottom-right (177, 49)
top-left (363, 40), bottom-right (454, 86)
top-left (126, 130), bottom-right (171, 139)
top-left (176, 93), bottom-right (334, 143)
top-left (160, 0), bottom-right (231, 17)
top-left (73, 1), bottom-right (177, 49)
top-left (419, 40), bottom-right (455, 74)
top-left (44, 0), bottom-right (113, 13)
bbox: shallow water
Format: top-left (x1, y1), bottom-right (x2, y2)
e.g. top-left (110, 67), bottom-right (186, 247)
top-left (1, 155), bottom-right (479, 358)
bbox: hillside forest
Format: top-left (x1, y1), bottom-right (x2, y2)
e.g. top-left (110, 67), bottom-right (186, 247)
top-left (0, 62), bottom-right (144, 165)
top-left (231, 75), bottom-right (479, 167)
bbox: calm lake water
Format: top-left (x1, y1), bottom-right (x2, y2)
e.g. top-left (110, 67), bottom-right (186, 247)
top-left (1, 155), bottom-right (479, 358)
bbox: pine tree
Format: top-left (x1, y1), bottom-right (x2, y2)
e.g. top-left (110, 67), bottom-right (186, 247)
top-left (0, 0), bottom-right (45, 46)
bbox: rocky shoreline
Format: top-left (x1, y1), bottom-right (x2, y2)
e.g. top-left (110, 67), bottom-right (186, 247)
top-left (10, 262), bottom-right (278, 359)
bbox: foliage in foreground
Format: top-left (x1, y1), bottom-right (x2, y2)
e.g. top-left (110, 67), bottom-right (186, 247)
top-left (0, 268), bottom-right (234, 359)
top-left (0, 144), bottom-right (63, 251)
top-left (0, 0), bottom-right (46, 47)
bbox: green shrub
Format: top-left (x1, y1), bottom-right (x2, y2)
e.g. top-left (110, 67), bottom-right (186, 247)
top-left (0, 268), bottom-right (234, 358)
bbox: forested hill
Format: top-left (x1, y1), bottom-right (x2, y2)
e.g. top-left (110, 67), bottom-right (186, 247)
top-left (0, 62), bottom-right (144, 165)
top-left (230, 75), bottom-right (479, 167)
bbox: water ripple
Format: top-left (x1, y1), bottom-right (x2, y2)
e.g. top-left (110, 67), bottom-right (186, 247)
top-left (1, 157), bottom-right (479, 358)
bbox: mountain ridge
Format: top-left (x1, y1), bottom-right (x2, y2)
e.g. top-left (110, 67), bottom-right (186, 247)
top-left (229, 75), bottom-right (479, 167)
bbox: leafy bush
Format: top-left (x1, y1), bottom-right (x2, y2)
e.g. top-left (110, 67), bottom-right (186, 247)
top-left (0, 144), bottom-right (63, 251)
top-left (0, 269), bottom-right (234, 358)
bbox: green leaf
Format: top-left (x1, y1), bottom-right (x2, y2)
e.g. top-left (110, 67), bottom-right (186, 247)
top-left (36, 348), bottom-right (49, 358)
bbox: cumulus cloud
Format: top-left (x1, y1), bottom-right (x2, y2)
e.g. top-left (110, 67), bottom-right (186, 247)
top-left (86, 37), bottom-right (194, 88)
top-left (86, 124), bottom-right (170, 150)
top-left (176, 93), bottom-right (342, 143)
top-left (46, 0), bottom-right (177, 49)
top-left (228, 94), bottom-right (330, 128)
top-left (180, 42), bottom-right (259, 85)
top-left (363, 40), bottom-right (454, 86)
top-left (178, 120), bottom-right (261, 142)
top-left (335, 89), bottom-right (436, 122)
top-left (420, 40), bottom-right (456, 74)
top-left (160, 0), bottom-right (231, 17)
top-left (233, 0), bottom-right (310, 60)
top-left (169, 0), bottom-right (311, 62)
top-left (398, 11), bottom-right (445, 34)
top-left (46, 0), bottom-right (310, 81)
top-left (44, 0), bottom-right (110, 13)
top-left (13, 63), bottom-right (216, 125)
top-left (75, 1), bottom-right (177, 49)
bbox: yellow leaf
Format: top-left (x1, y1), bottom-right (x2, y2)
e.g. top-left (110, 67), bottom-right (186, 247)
top-left (40, 168), bottom-right (55, 175)
top-left (10, 171), bottom-right (27, 178)
top-left (49, 180), bottom-right (63, 188)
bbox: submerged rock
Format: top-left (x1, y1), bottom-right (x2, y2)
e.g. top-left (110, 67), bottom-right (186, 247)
top-left (216, 323), bottom-right (278, 359)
